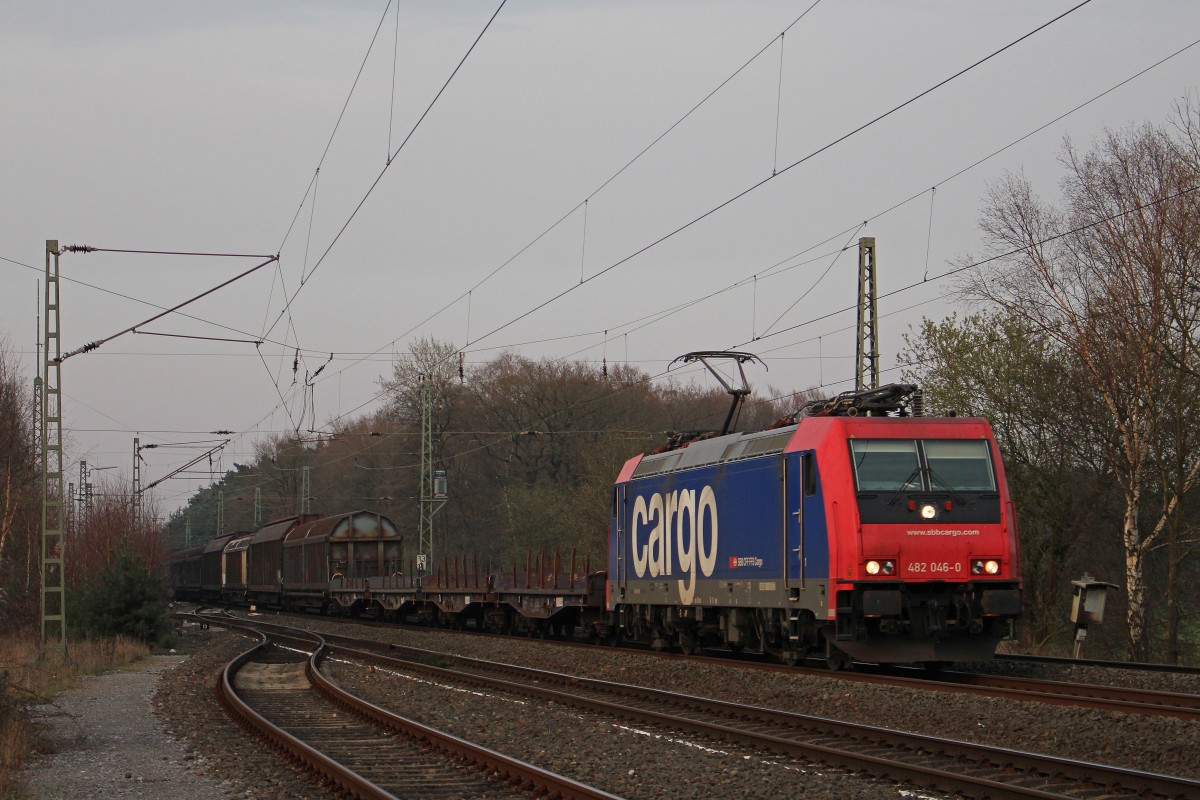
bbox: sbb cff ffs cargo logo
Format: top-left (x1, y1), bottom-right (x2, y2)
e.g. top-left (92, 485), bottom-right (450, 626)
top-left (630, 485), bottom-right (718, 604)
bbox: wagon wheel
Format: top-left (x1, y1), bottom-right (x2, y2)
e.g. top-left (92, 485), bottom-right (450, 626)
top-left (677, 633), bottom-right (699, 656)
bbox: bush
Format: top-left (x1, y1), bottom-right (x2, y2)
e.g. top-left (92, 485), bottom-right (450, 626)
top-left (71, 543), bottom-right (173, 646)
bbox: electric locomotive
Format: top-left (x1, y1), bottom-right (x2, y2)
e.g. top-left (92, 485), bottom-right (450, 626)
top-left (608, 366), bottom-right (1021, 668)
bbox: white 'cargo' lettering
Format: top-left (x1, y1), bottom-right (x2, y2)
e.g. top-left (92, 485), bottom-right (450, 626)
top-left (630, 485), bottom-right (719, 603)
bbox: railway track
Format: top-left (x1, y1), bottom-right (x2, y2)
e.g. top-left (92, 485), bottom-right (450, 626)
top-left (209, 615), bottom-right (618, 800)
top-left (997, 652), bottom-right (1200, 675)
top-left (224, 607), bottom-right (1200, 721)
top-left (227, 616), bottom-right (1200, 800)
top-left (826, 663), bottom-right (1200, 722)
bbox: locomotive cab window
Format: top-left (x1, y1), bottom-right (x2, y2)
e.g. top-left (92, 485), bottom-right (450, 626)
top-left (803, 452), bottom-right (817, 496)
top-left (924, 439), bottom-right (996, 492)
top-left (849, 440), bottom-right (921, 492)
top-left (850, 439), bottom-right (997, 494)
top-left (851, 438), bottom-right (1002, 524)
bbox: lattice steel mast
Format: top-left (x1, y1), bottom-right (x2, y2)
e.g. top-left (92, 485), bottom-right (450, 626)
top-left (854, 237), bottom-right (879, 392)
top-left (40, 241), bottom-right (66, 656)
top-left (132, 437), bottom-right (141, 535)
top-left (417, 376), bottom-right (447, 577)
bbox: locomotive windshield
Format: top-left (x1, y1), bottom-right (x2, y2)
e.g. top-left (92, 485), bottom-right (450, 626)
top-left (848, 440), bottom-right (922, 491)
top-left (923, 440), bottom-right (996, 491)
top-left (850, 439), bottom-right (996, 493)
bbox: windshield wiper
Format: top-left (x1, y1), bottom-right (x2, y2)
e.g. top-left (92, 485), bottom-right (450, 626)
top-left (885, 467), bottom-right (923, 506)
top-left (926, 466), bottom-right (968, 505)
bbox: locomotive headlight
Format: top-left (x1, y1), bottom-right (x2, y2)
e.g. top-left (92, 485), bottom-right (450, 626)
top-left (971, 559), bottom-right (1002, 575)
top-left (918, 503), bottom-right (938, 520)
top-left (866, 560), bottom-right (882, 575)
top-left (866, 560), bottom-right (895, 576)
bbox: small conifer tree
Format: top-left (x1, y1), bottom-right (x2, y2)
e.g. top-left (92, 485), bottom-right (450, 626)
top-left (72, 542), bottom-right (172, 645)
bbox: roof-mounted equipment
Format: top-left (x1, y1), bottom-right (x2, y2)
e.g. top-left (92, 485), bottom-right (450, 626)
top-left (799, 383), bottom-right (919, 418)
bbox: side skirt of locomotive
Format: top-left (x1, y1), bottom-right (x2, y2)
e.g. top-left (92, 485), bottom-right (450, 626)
top-left (607, 577), bottom-right (1021, 665)
top-left (608, 578), bottom-right (833, 664)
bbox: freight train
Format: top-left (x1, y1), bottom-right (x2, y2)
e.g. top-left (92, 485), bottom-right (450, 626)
top-left (170, 380), bottom-right (1021, 668)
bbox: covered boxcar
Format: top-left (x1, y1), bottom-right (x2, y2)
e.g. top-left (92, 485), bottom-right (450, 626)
top-left (199, 534), bottom-right (234, 603)
top-left (168, 545), bottom-right (203, 602)
top-left (283, 510), bottom-right (403, 614)
top-left (247, 515), bottom-right (315, 606)
top-left (220, 534), bottom-right (253, 605)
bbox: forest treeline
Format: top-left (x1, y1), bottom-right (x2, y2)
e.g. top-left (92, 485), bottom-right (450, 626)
top-left (163, 345), bottom-right (797, 576)
top-left (2, 104), bottom-right (1198, 661)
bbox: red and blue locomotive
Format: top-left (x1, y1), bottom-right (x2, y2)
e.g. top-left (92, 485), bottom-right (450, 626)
top-left (607, 379), bottom-right (1021, 667)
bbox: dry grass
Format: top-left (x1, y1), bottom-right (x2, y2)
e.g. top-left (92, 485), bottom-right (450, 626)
top-left (0, 632), bottom-right (151, 799)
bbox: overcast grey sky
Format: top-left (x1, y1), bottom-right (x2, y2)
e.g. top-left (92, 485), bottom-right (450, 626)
top-left (3, 0), bottom-right (1198, 514)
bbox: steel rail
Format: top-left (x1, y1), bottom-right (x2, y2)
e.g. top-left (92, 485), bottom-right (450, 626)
top-left (214, 625), bottom-right (400, 800)
top-left (307, 647), bottom-right (621, 800)
top-left (213, 609), bottom-right (1200, 721)
top-left (200, 614), bottom-right (619, 800)
top-left (921, 669), bottom-right (1200, 720)
top-left (321, 637), bottom-right (1200, 800)
top-left (997, 652), bottom-right (1200, 675)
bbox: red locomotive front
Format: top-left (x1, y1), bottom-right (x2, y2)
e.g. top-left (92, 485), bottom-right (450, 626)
top-left (807, 415), bottom-right (1022, 664)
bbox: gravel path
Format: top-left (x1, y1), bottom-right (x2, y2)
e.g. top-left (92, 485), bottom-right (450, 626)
top-left (23, 656), bottom-right (237, 800)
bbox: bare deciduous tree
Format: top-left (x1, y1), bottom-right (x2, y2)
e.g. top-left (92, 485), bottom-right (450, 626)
top-left (964, 117), bottom-right (1200, 658)
top-left (0, 341), bottom-right (40, 629)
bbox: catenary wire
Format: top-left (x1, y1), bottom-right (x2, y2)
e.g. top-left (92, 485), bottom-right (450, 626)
top-left (490, 31), bottom-right (1200, 371)
top-left (263, 0), bottom-right (508, 342)
top-left (304, 0), bottom-right (1094, 434)
top-left (315, 2), bottom-right (826, 385)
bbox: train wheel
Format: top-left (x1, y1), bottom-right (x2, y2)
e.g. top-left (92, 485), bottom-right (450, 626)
top-left (922, 660), bottom-right (950, 673)
top-left (678, 634), bottom-right (699, 656)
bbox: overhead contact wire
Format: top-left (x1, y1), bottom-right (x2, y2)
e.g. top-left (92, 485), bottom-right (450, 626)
top-left (277, 0), bottom-right (397, 255)
top-left (759, 223), bottom-right (865, 338)
top-left (263, 0), bottom-right (508, 340)
top-left (319, 1), bottom-right (826, 384)
top-left (443, 1), bottom-right (1096, 357)
top-left (257, 0), bottom-right (1099, 446)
